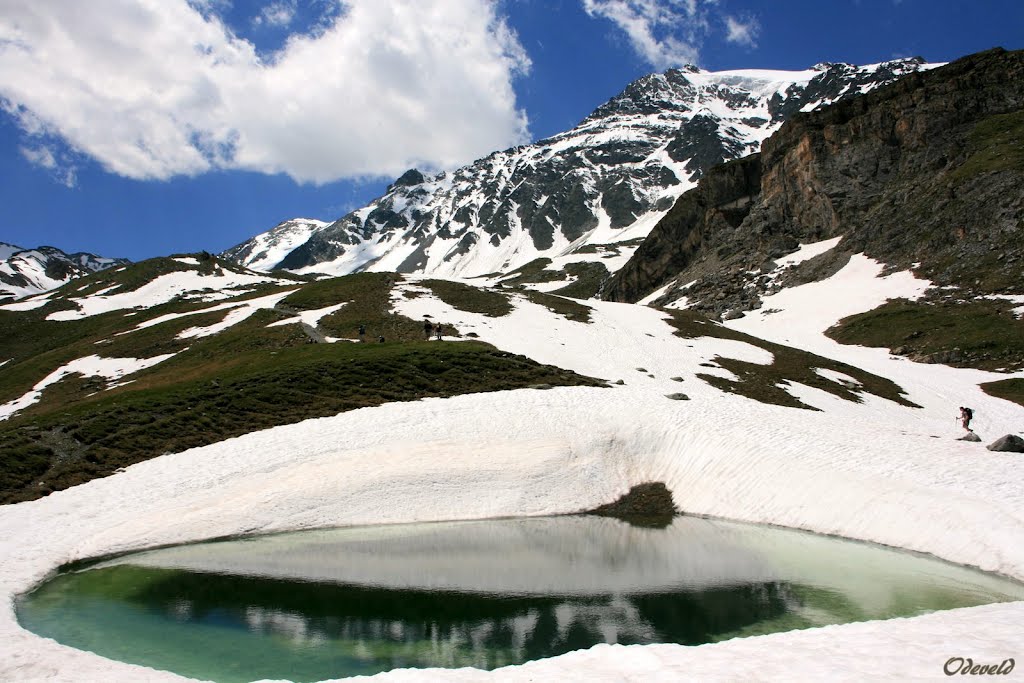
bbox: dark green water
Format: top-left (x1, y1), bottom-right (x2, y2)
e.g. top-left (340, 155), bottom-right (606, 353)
top-left (17, 516), bottom-right (1024, 683)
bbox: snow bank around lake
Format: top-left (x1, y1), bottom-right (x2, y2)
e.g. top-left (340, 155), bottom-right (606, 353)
top-left (2, 259), bottom-right (1024, 681)
top-left (3, 382), bottom-right (1023, 682)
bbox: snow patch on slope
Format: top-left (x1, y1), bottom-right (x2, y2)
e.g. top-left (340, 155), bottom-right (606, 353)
top-left (176, 290), bottom-right (295, 339)
top-left (727, 253), bottom-right (930, 350)
top-left (46, 270), bottom-right (291, 321)
top-left (0, 353), bottom-right (176, 421)
top-left (0, 293), bottom-right (53, 311)
top-left (267, 302), bottom-right (347, 329)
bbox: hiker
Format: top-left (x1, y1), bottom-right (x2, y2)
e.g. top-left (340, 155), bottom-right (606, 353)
top-left (378, 335), bottom-right (385, 343)
top-left (436, 324), bottom-right (443, 341)
top-left (358, 324), bottom-right (366, 341)
top-left (959, 406), bottom-right (973, 431)
top-left (424, 319), bottom-right (434, 340)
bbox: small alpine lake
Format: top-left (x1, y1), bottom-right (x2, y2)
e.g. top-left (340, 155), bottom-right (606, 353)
top-left (17, 516), bottom-right (1024, 683)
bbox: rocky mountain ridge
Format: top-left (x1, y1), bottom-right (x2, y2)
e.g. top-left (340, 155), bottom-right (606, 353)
top-left (224, 58), bottom-right (933, 280)
top-left (603, 48), bottom-right (1024, 318)
top-left (0, 243), bottom-right (129, 302)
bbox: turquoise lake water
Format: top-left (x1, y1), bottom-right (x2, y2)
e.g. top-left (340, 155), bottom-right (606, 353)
top-left (17, 516), bottom-right (1024, 683)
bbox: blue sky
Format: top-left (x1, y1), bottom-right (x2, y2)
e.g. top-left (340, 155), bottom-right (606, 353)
top-left (1, 0), bottom-right (1021, 261)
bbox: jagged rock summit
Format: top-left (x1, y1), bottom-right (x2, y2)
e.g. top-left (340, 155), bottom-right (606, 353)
top-left (224, 58), bottom-right (933, 280)
top-left (604, 48), bottom-right (1024, 316)
top-left (0, 243), bottom-right (129, 302)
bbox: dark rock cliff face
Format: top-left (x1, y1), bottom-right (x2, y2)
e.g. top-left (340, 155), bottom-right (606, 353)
top-left (603, 48), bottom-right (1024, 315)
top-left (600, 155), bottom-right (762, 307)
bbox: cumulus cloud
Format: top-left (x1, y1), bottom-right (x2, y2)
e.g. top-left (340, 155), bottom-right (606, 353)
top-left (724, 15), bottom-right (759, 47)
top-left (0, 0), bottom-right (531, 184)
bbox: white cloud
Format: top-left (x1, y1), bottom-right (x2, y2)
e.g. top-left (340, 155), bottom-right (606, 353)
top-left (19, 145), bottom-right (57, 170)
top-left (188, 0), bottom-right (231, 14)
top-left (582, 0), bottom-right (761, 69)
top-left (254, 0), bottom-right (296, 28)
top-left (724, 15), bottom-right (759, 48)
top-left (0, 0), bottom-right (531, 184)
top-left (19, 143), bottom-right (78, 187)
top-left (581, 0), bottom-right (712, 70)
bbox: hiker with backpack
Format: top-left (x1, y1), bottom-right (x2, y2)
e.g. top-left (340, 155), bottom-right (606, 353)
top-left (959, 406), bottom-right (974, 431)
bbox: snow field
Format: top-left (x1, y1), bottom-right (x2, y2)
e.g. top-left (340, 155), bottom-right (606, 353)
top-left (1, 259), bottom-right (1023, 681)
top-left (2, 379), bottom-right (1023, 681)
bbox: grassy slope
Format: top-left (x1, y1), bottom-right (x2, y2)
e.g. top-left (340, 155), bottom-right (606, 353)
top-left (980, 378), bottom-right (1024, 408)
top-left (0, 269), bottom-right (603, 504)
top-left (951, 109), bottom-right (1024, 181)
top-left (825, 299), bottom-right (1024, 372)
top-left (495, 258), bottom-right (563, 288)
top-left (493, 258), bottom-right (610, 301)
top-left (523, 292), bottom-right (593, 324)
top-left (416, 279), bottom-right (593, 324)
top-left (420, 280), bottom-right (514, 318)
top-left (550, 262), bottom-right (610, 299)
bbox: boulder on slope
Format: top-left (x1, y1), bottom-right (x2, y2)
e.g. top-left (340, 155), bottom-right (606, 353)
top-left (987, 434), bottom-right (1024, 452)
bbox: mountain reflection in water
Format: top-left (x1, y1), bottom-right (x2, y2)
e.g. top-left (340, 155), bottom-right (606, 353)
top-left (18, 516), bottom-right (1024, 683)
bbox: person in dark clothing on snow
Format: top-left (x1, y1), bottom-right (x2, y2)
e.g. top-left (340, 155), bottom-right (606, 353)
top-left (436, 324), bottom-right (443, 341)
top-left (959, 406), bottom-right (974, 430)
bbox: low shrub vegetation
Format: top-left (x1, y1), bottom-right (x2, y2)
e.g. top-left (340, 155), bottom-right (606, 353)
top-left (825, 299), bottom-right (1024, 372)
top-left (951, 109), bottom-right (1024, 181)
top-left (421, 279), bottom-right (514, 317)
top-left (980, 378), bottom-right (1024, 408)
top-left (523, 292), bottom-right (593, 323)
top-left (551, 262), bottom-right (610, 299)
top-left (0, 340), bottom-right (604, 504)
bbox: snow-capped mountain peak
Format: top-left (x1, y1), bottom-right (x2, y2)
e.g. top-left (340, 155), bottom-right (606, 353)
top-left (0, 242), bottom-right (21, 262)
top-left (0, 244), bottom-right (130, 301)
top-left (221, 218), bottom-right (329, 273)
top-left (224, 57), bottom-right (936, 280)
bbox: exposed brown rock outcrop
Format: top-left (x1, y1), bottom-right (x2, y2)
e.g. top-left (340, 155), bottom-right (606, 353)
top-left (604, 48), bottom-right (1024, 315)
top-left (587, 482), bottom-right (678, 527)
